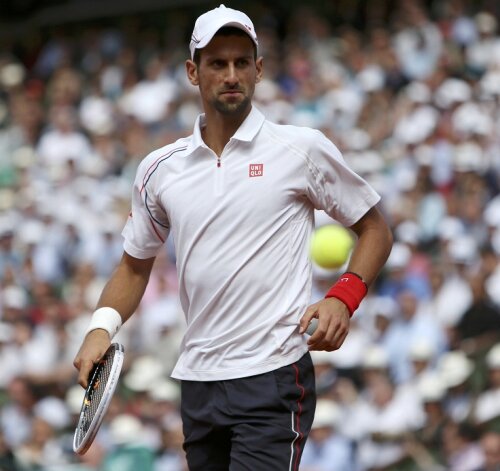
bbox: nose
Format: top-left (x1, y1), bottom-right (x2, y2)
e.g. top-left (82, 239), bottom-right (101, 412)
top-left (224, 63), bottom-right (238, 86)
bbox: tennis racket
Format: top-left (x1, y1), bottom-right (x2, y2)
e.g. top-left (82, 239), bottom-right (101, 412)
top-left (73, 342), bottom-right (125, 455)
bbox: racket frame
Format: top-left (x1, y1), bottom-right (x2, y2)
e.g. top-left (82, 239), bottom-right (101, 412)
top-left (73, 342), bottom-right (124, 455)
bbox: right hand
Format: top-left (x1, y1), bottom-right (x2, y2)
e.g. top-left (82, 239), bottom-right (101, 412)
top-left (299, 297), bottom-right (350, 351)
top-left (73, 329), bottom-right (111, 388)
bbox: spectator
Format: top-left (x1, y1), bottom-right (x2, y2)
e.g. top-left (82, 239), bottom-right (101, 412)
top-left (100, 414), bottom-right (155, 471)
top-left (0, 430), bottom-right (17, 471)
top-left (442, 421), bottom-right (485, 471)
top-left (412, 372), bottom-right (451, 466)
top-left (0, 377), bottom-right (37, 449)
top-left (301, 399), bottom-right (354, 471)
top-left (356, 373), bottom-right (423, 470)
top-left (452, 273), bottom-right (500, 355)
top-left (382, 288), bottom-right (447, 383)
top-left (437, 350), bottom-right (475, 423)
top-left (36, 105), bottom-right (92, 172)
top-left (472, 343), bottom-right (500, 427)
top-left (393, 1), bottom-right (443, 80)
top-left (474, 431), bottom-right (500, 471)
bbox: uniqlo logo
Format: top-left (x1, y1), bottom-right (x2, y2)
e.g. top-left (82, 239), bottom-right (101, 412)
top-left (249, 164), bottom-right (263, 177)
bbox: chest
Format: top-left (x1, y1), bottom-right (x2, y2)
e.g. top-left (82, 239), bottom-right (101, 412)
top-left (160, 145), bottom-right (308, 232)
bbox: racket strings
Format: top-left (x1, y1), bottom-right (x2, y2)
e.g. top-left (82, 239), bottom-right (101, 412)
top-left (78, 348), bottom-right (114, 439)
top-left (73, 343), bottom-right (124, 454)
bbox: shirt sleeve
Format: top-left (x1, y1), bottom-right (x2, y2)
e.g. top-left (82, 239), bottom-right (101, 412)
top-left (305, 129), bottom-right (381, 226)
top-left (122, 157), bottom-right (170, 259)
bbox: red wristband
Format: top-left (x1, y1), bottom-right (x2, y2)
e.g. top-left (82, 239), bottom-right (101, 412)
top-left (325, 272), bottom-right (368, 316)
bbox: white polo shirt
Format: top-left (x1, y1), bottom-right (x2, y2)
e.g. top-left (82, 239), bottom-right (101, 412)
top-left (122, 106), bottom-right (380, 381)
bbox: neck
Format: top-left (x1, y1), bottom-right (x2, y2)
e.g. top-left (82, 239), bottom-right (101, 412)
top-left (202, 106), bottom-right (251, 156)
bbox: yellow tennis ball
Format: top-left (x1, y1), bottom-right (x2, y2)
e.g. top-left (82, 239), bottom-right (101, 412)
top-left (310, 224), bottom-right (354, 269)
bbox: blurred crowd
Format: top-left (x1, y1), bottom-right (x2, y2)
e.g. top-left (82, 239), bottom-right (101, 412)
top-left (1, 0), bottom-right (500, 469)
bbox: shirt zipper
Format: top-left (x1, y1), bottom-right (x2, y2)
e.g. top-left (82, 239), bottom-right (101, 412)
top-left (214, 153), bottom-right (224, 196)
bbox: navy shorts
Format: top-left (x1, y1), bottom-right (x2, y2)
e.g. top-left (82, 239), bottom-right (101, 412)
top-left (180, 352), bottom-right (316, 471)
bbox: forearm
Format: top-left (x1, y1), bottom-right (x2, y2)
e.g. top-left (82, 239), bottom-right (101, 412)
top-left (347, 206), bottom-right (393, 286)
top-left (95, 252), bottom-right (155, 324)
top-left (299, 208), bottom-right (391, 348)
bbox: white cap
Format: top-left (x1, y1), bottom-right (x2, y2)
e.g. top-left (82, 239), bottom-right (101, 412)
top-left (34, 397), bottom-right (71, 430)
top-left (480, 71), bottom-right (500, 96)
top-left (453, 142), bottom-right (486, 173)
top-left (475, 11), bottom-right (497, 34)
top-left (109, 414), bottom-right (143, 445)
top-left (310, 350), bottom-right (335, 366)
top-left (438, 216), bottom-right (465, 241)
top-left (342, 128), bottom-right (372, 151)
top-left (492, 228), bottom-right (500, 257)
top-left (148, 378), bottom-right (181, 403)
top-left (361, 344), bottom-right (389, 369)
top-left (0, 322), bottom-right (13, 342)
top-left (409, 340), bottom-right (435, 361)
top-left (356, 65), bottom-right (385, 93)
top-left (394, 220), bottom-right (420, 245)
top-left (2, 285), bottom-right (28, 310)
top-left (405, 81), bottom-right (431, 104)
top-left (371, 296), bottom-right (398, 320)
top-left (312, 399), bottom-right (342, 429)
top-left (434, 78), bottom-right (471, 109)
top-left (124, 355), bottom-right (165, 392)
top-left (417, 372), bottom-right (447, 402)
top-left (437, 350), bottom-right (474, 388)
top-left (484, 195), bottom-right (500, 228)
top-left (65, 384), bottom-right (86, 414)
top-left (189, 4), bottom-right (258, 59)
top-left (486, 343), bottom-right (500, 369)
top-left (447, 235), bottom-right (478, 265)
top-left (385, 242), bottom-right (411, 270)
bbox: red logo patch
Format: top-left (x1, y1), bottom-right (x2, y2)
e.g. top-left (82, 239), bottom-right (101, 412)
top-left (249, 164), bottom-right (263, 177)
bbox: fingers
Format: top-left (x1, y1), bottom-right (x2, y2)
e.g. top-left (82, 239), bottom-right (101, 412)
top-left (299, 304), bottom-right (319, 334)
top-left (308, 330), bottom-right (345, 351)
top-left (77, 360), bottom-right (95, 389)
top-left (304, 300), bottom-right (350, 351)
top-left (308, 318), bottom-right (347, 351)
top-left (73, 330), bottom-right (111, 389)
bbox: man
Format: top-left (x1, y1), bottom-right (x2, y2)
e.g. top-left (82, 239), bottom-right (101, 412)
top-left (74, 5), bottom-right (393, 470)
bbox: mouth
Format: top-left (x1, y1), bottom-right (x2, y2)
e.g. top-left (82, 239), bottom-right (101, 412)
top-left (220, 90), bottom-right (244, 97)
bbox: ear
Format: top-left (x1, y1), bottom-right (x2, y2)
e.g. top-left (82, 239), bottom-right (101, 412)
top-left (186, 59), bottom-right (199, 86)
top-left (255, 56), bottom-right (263, 84)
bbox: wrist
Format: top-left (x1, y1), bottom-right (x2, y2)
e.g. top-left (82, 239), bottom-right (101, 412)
top-left (324, 296), bottom-right (351, 315)
top-left (85, 307), bottom-right (122, 340)
top-left (325, 272), bottom-right (368, 316)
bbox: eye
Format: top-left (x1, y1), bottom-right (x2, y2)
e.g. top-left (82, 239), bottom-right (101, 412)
top-left (236, 58), bottom-right (251, 68)
top-left (211, 59), bottom-right (226, 68)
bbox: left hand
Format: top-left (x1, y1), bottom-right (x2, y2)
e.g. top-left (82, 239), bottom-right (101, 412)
top-left (299, 297), bottom-right (350, 351)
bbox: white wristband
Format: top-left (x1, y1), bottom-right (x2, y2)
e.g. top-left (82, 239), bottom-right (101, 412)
top-left (85, 307), bottom-right (122, 339)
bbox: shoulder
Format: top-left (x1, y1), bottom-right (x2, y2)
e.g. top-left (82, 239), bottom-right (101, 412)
top-left (261, 121), bottom-right (328, 154)
top-left (137, 136), bottom-right (191, 175)
top-left (263, 120), bottom-right (323, 144)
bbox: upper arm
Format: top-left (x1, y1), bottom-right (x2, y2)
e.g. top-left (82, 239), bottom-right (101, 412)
top-left (349, 206), bottom-right (390, 237)
top-left (122, 153), bottom-right (171, 259)
top-left (304, 130), bottom-right (380, 226)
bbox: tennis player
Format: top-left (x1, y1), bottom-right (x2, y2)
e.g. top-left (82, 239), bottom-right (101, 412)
top-left (74, 4), bottom-right (393, 469)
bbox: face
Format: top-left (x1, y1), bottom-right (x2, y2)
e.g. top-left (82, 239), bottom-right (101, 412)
top-left (186, 34), bottom-right (262, 117)
top-left (482, 432), bottom-right (500, 468)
